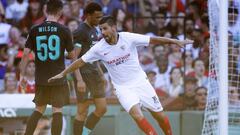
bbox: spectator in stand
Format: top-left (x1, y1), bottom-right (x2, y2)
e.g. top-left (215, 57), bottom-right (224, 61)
top-left (0, 1), bottom-right (4, 15)
top-left (154, 12), bottom-right (167, 36)
top-left (168, 43), bottom-right (182, 67)
top-left (19, 60), bottom-right (35, 94)
top-left (124, 0), bottom-right (139, 15)
top-left (153, 55), bottom-right (171, 92)
top-left (58, 2), bottom-right (72, 25)
top-left (183, 50), bottom-right (194, 75)
top-left (4, 72), bottom-right (18, 94)
top-left (146, 70), bottom-right (156, 87)
top-left (122, 13), bottom-right (133, 32)
top-left (96, 0), bottom-right (123, 15)
top-left (0, 13), bottom-right (11, 46)
top-left (5, 0), bottom-right (28, 23)
top-left (187, 1), bottom-right (202, 27)
top-left (7, 26), bottom-right (27, 72)
top-left (66, 18), bottom-right (79, 33)
top-left (194, 86), bottom-right (207, 110)
top-left (180, 76), bottom-right (198, 110)
top-left (166, 67), bottom-right (184, 97)
top-left (187, 58), bottom-right (208, 87)
top-left (199, 37), bottom-right (210, 69)
top-left (18, 0), bottom-right (45, 35)
top-left (152, 45), bottom-right (169, 59)
top-left (112, 8), bottom-right (126, 32)
top-left (0, 45), bottom-right (8, 92)
top-left (177, 12), bottom-right (185, 35)
top-left (139, 51), bottom-right (155, 71)
top-left (69, 0), bottom-right (84, 22)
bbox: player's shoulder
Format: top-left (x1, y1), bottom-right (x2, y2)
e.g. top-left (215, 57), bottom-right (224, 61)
top-left (119, 32), bottom-right (137, 38)
top-left (73, 22), bottom-right (88, 33)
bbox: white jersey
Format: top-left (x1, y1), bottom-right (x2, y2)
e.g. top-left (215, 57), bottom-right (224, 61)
top-left (82, 32), bottom-right (150, 87)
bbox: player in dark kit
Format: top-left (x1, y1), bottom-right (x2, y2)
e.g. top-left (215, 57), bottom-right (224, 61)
top-left (72, 2), bottom-right (107, 135)
top-left (20, 1), bottom-right (75, 135)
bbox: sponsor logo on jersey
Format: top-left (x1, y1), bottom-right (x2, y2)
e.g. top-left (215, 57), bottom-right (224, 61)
top-left (107, 53), bottom-right (130, 66)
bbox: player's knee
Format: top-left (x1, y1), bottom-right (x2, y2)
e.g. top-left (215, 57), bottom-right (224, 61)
top-left (95, 106), bottom-right (107, 116)
top-left (35, 105), bottom-right (46, 113)
top-left (131, 113), bottom-right (144, 121)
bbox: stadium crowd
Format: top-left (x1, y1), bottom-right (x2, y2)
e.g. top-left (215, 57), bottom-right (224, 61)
top-left (0, 0), bottom-right (210, 111)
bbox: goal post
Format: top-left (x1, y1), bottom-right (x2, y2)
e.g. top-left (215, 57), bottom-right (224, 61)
top-left (202, 0), bottom-right (240, 135)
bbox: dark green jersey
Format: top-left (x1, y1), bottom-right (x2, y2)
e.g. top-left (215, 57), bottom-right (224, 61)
top-left (25, 21), bottom-right (74, 86)
top-left (73, 22), bottom-right (99, 73)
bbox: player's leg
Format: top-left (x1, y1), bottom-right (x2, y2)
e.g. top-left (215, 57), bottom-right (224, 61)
top-left (129, 104), bottom-right (158, 135)
top-left (24, 105), bottom-right (46, 135)
top-left (25, 85), bottom-right (48, 135)
top-left (149, 110), bottom-right (172, 135)
top-left (51, 107), bottom-right (63, 135)
top-left (82, 71), bottom-right (107, 133)
top-left (74, 101), bottom-right (90, 135)
top-left (51, 85), bottom-right (70, 135)
top-left (114, 86), bottom-right (157, 135)
top-left (84, 97), bottom-right (107, 131)
top-left (138, 79), bottom-right (172, 135)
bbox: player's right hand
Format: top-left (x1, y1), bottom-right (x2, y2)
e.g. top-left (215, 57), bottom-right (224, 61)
top-left (76, 81), bottom-right (86, 92)
top-left (48, 73), bottom-right (64, 83)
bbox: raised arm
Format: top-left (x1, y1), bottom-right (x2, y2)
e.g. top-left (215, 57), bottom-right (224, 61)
top-left (48, 58), bottom-right (86, 82)
top-left (149, 36), bottom-right (193, 48)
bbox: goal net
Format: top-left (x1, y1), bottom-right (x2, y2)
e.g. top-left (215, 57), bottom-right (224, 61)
top-left (202, 0), bottom-right (240, 135)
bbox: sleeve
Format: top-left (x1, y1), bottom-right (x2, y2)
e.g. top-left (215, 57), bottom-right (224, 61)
top-left (125, 32), bottom-right (150, 47)
top-left (81, 47), bottom-right (100, 63)
top-left (25, 30), bottom-right (34, 50)
top-left (73, 29), bottom-right (85, 48)
top-left (5, 6), bottom-right (13, 19)
top-left (65, 28), bottom-right (74, 52)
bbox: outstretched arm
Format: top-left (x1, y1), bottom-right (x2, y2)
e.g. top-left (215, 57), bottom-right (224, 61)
top-left (48, 58), bottom-right (86, 82)
top-left (149, 37), bottom-right (193, 48)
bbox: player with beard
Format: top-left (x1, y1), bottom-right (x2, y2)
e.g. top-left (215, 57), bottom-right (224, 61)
top-left (49, 16), bottom-right (193, 135)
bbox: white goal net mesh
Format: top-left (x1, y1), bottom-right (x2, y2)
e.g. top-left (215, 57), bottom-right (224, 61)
top-left (202, 0), bottom-right (240, 135)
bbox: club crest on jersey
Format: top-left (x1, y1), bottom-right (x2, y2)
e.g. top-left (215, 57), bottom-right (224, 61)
top-left (120, 45), bottom-right (125, 51)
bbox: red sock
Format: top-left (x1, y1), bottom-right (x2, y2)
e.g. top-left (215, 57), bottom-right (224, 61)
top-left (158, 116), bottom-right (172, 135)
top-left (136, 118), bottom-right (158, 135)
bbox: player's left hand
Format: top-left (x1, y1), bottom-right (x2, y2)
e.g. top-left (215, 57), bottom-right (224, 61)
top-left (48, 73), bottom-right (64, 83)
top-left (175, 39), bottom-right (194, 48)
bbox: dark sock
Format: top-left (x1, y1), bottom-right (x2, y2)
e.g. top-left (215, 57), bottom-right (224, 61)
top-left (51, 112), bottom-right (62, 135)
top-left (24, 111), bottom-right (42, 135)
top-left (85, 112), bottom-right (101, 130)
top-left (73, 119), bottom-right (84, 135)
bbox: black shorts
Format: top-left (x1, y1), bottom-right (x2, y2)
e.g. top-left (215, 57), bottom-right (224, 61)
top-left (75, 71), bottom-right (105, 103)
top-left (33, 85), bottom-right (70, 108)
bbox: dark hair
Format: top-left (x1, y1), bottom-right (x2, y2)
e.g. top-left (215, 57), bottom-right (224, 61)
top-left (195, 86), bottom-right (207, 93)
top-left (84, 2), bottom-right (102, 15)
top-left (192, 58), bottom-right (204, 68)
top-left (99, 16), bottom-right (116, 26)
top-left (169, 67), bottom-right (183, 83)
top-left (46, 0), bottom-right (63, 15)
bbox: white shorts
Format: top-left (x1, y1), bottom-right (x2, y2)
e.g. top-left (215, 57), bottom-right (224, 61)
top-left (114, 78), bottom-right (163, 112)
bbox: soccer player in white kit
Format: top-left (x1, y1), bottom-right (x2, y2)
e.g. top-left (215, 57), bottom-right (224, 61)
top-left (49, 16), bottom-right (193, 135)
